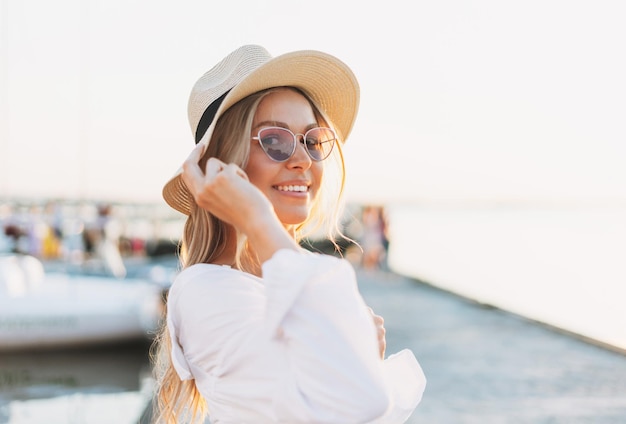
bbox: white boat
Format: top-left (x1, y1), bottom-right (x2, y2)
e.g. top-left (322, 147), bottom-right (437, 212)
top-left (0, 254), bottom-right (164, 351)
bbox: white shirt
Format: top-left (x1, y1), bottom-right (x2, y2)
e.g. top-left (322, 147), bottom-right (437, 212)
top-left (167, 249), bottom-right (426, 423)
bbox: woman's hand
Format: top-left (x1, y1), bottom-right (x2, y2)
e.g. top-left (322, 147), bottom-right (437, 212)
top-left (369, 307), bottom-right (386, 359)
top-left (181, 143), bottom-right (299, 262)
top-left (181, 144), bottom-right (273, 232)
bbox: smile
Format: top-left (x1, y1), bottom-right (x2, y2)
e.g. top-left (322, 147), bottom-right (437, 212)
top-left (275, 185), bottom-right (309, 193)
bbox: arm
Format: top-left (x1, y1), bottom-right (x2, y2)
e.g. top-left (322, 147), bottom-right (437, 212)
top-left (263, 250), bottom-right (390, 422)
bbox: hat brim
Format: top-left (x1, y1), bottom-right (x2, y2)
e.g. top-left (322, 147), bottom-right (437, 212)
top-left (162, 49), bottom-right (359, 215)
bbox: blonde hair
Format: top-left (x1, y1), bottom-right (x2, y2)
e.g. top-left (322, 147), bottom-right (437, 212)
top-left (151, 87), bottom-right (348, 423)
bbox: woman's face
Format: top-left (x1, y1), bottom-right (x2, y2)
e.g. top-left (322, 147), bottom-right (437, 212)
top-left (246, 89), bottom-right (324, 230)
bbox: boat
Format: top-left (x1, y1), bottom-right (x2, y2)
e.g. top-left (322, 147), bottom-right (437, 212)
top-left (0, 254), bottom-right (164, 352)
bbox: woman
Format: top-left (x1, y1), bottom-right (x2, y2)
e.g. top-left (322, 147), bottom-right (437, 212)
top-left (153, 45), bottom-right (426, 423)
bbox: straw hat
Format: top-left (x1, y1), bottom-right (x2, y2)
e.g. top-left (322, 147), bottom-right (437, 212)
top-left (162, 45), bottom-right (360, 215)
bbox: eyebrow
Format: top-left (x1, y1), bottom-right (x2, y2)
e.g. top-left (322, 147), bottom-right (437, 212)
top-left (252, 120), bottom-right (319, 132)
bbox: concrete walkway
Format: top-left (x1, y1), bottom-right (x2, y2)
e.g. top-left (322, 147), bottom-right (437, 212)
top-left (357, 269), bottom-right (626, 424)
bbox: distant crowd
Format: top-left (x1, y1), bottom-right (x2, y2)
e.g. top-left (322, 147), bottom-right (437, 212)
top-left (0, 200), bottom-right (184, 277)
top-left (1, 199), bottom-right (391, 273)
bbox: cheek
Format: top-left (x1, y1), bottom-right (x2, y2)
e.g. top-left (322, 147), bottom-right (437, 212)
top-left (311, 163), bottom-right (324, 191)
top-left (243, 148), bottom-right (263, 177)
top-left (245, 166), bottom-right (265, 189)
top-left (244, 152), bottom-right (277, 188)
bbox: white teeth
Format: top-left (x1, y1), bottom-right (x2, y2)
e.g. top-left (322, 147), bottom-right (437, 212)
top-left (276, 185), bottom-right (308, 192)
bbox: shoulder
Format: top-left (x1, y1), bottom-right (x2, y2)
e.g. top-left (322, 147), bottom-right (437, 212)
top-left (176, 263), bottom-right (238, 283)
top-left (168, 263), bottom-right (262, 305)
top-left (264, 248), bottom-right (352, 273)
top-left (262, 248), bottom-right (356, 286)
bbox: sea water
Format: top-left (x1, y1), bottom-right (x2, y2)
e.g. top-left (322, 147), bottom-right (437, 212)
top-left (0, 344), bottom-right (152, 424)
top-left (385, 202), bottom-right (626, 352)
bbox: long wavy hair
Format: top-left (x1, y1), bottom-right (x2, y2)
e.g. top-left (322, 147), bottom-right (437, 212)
top-left (151, 87), bottom-right (348, 423)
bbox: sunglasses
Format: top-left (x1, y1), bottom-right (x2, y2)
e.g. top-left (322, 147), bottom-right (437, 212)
top-left (252, 126), bottom-right (337, 162)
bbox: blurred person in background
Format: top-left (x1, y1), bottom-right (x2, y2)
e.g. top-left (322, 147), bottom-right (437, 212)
top-left (359, 205), bottom-right (389, 271)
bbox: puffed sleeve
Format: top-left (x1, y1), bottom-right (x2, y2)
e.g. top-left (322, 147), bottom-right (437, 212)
top-left (263, 250), bottom-right (391, 422)
top-left (373, 350), bottom-right (427, 424)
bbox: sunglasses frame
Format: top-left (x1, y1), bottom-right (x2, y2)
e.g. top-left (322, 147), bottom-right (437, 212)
top-left (252, 126), bottom-right (336, 162)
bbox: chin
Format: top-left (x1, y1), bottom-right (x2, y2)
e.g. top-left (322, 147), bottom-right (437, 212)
top-left (276, 209), bottom-right (311, 227)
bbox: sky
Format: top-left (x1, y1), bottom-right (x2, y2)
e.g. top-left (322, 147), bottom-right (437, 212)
top-left (1, 0), bottom-right (625, 205)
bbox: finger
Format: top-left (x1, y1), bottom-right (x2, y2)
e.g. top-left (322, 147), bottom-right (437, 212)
top-left (372, 312), bottom-right (384, 327)
top-left (237, 168), bottom-right (249, 181)
top-left (222, 163), bottom-right (249, 181)
top-left (205, 157), bottom-right (226, 179)
top-left (182, 145), bottom-right (210, 193)
top-left (183, 142), bottom-right (207, 171)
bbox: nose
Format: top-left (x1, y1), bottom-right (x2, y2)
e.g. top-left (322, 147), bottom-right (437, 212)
top-left (287, 135), bottom-right (312, 169)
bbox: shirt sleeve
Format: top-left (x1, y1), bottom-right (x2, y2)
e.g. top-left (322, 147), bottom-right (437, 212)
top-left (262, 249), bottom-right (390, 422)
top-left (374, 350), bottom-right (427, 424)
top-left (168, 249), bottom-right (425, 423)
